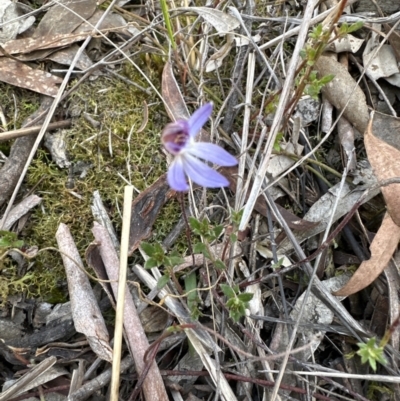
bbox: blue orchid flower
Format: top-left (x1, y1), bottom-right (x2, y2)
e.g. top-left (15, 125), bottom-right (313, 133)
top-left (162, 103), bottom-right (238, 191)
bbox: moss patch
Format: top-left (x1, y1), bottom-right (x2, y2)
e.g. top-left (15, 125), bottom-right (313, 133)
top-left (18, 64), bottom-right (180, 301)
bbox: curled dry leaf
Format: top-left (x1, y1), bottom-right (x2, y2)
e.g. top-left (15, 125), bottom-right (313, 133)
top-left (365, 112), bottom-right (400, 226)
top-left (334, 212), bottom-right (400, 296)
top-left (315, 54), bottom-right (369, 132)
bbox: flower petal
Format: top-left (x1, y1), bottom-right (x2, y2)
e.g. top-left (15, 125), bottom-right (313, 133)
top-left (181, 153), bottom-right (229, 188)
top-left (167, 157), bottom-right (189, 191)
top-left (187, 103), bottom-right (213, 138)
top-left (161, 120), bottom-right (190, 155)
top-left (187, 142), bottom-right (237, 166)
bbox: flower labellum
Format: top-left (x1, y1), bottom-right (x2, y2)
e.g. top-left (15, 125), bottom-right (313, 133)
top-left (162, 103), bottom-right (238, 191)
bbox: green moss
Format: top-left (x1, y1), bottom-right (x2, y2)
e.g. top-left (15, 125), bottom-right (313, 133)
top-left (14, 64), bottom-right (181, 301)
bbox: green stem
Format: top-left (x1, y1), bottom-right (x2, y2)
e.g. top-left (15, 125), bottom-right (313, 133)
top-left (160, 0), bottom-right (176, 50)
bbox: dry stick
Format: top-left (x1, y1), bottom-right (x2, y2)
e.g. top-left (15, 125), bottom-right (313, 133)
top-left (0, 0), bottom-right (119, 230)
top-left (0, 120), bottom-right (71, 142)
top-left (110, 186), bottom-right (134, 401)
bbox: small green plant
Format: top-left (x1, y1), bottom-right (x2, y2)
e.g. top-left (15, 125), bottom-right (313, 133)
top-left (305, 71), bottom-right (334, 99)
top-left (229, 208), bottom-right (244, 243)
top-left (0, 231), bottom-right (24, 250)
top-left (189, 217), bottom-right (224, 242)
top-left (141, 242), bottom-right (184, 288)
top-left (273, 132), bottom-right (284, 152)
top-left (190, 217), bottom-right (226, 270)
top-left (356, 337), bottom-right (387, 371)
top-left (220, 284), bottom-right (253, 322)
top-left (337, 21), bottom-right (364, 36)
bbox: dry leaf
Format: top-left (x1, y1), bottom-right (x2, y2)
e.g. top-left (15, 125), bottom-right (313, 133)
top-left (128, 174), bottom-right (174, 255)
top-left (0, 58), bottom-right (62, 97)
top-left (0, 1), bottom-right (35, 43)
top-left (334, 213), bottom-right (400, 296)
top-left (33, 0), bottom-right (97, 38)
top-left (1, 32), bottom-right (88, 55)
top-left (365, 113), bottom-right (400, 226)
top-left (315, 54), bottom-right (369, 132)
top-left (162, 61), bottom-right (189, 121)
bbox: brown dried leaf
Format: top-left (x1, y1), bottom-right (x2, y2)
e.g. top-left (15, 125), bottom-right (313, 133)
top-left (1, 32), bottom-right (88, 55)
top-left (33, 0), bottom-right (97, 37)
top-left (0, 58), bottom-right (62, 96)
top-left (315, 54), bottom-right (369, 132)
top-left (365, 113), bottom-right (400, 226)
top-left (162, 61), bottom-right (189, 121)
top-left (334, 213), bottom-right (400, 296)
top-left (46, 44), bottom-right (93, 70)
top-left (128, 174), bottom-right (174, 255)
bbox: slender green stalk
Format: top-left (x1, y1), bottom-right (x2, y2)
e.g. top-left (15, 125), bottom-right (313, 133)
top-left (160, 0), bottom-right (177, 50)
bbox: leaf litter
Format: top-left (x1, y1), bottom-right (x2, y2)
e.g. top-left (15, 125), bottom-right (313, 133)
top-left (1, 0), bottom-right (400, 400)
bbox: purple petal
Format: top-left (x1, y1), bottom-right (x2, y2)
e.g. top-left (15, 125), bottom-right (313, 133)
top-left (181, 153), bottom-right (229, 188)
top-left (187, 142), bottom-right (237, 166)
top-left (167, 157), bottom-right (189, 191)
top-left (187, 103), bottom-right (213, 138)
top-left (162, 120), bottom-right (190, 155)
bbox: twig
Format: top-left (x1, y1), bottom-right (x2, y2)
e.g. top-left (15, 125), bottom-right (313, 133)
top-left (0, 120), bottom-right (71, 142)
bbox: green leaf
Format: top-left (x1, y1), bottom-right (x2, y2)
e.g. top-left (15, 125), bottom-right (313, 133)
top-left (200, 218), bottom-right (210, 233)
top-left (0, 231), bottom-right (23, 249)
top-left (184, 272), bottom-right (197, 302)
top-left (214, 259), bottom-right (226, 270)
top-left (189, 217), bottom-right (201, 232)
top-left (357, 337), bottom-right (387, 371)
top-left (319, 74), bottom-right (335, 85)
top-left (229, 233), bottom-right (237, 243)
top-left (307, 47), bottom-right (316, 60)
top-left (157, 274), bottom-right (170, 289)
top-left (231, 208), bottom-right (244, 226)
top-left (141, 242), bottom-right (155, 256)
top-left (220, 283), bottom-right (236, 299)
top-left (166, 255), bottom-right (185, 267)
top-left (193, 242), bottom-right (211, 259)
top-left (237, 292), bottom-right (254, 303)
top-left (144, 257), bottom-right (159, 269)
top-left (213, 225), bottom-right (224, 239)
top-left (226, 297), bottom-right (247, 322)
top-left (272, 257), bottom-right (285, 269)
top-left (347, 21), bottom-right (364, 33)
top-left (193, 242), bottom-right (207, 254)
top-left (153, 242), bottom-right (165, 256)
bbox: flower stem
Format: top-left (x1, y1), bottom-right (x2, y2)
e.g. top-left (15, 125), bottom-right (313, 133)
top-left (159, 0), bottom-right (176, 50)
